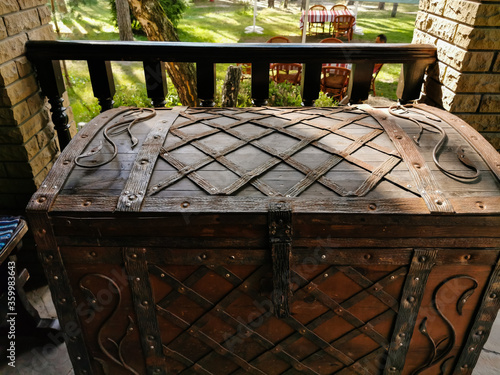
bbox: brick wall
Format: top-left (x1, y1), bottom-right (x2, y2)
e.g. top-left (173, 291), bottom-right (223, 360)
top-left (0, 0), bottom-right (75, 212)
top-left (414, 0), bottom-right (500, 150)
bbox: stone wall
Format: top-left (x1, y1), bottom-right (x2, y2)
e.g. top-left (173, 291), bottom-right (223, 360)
top-left (414, 0), bottom-right (500, 150)
top-left (0, 0), bottom-right (75, 212)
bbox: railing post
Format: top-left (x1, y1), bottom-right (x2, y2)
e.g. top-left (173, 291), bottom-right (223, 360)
top-left (301, 62), bottom-right (322, 106)
top-left (397, 60), bottom-right (430, 104)
top-left (349, 62), bottom-right (374, 104)
top-left (32, 59), bottom-right (71, 150)
top-left (87, 60), bottom-right (116, 112)
top-left (197, 62), bottom-right (216, 107)
top-left (143, 60), bottom-right (168, 107)
top-left (251, 62), bottom-right (269, 107)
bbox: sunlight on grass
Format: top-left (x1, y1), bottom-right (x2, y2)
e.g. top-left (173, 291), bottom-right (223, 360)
top-left (58, 0), bottom-right (419, 122)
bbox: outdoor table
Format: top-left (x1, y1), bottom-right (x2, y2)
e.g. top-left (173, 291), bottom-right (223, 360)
top-left (299, 9), bottom-right (356, 30)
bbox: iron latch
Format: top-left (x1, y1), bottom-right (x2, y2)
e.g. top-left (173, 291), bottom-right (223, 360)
top-left (269, 202), bottom-right (293, 318)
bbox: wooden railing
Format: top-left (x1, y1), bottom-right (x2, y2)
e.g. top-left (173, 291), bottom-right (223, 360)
top-left (25, 40), bottom-right (437, 150)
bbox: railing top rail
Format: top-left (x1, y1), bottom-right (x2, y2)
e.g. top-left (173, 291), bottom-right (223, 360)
top-left (26, 40), bottom-right (437, 64)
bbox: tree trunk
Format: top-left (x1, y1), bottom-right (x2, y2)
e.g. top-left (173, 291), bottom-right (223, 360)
top-left (116, 0), bottom-right (134, 41)
top-left (283, 0), bottom-right (288, 9)
top-left (268, 0), bottom-right (274, 8)
top-left (378, 2), bottom-right (385, 10)
top-left (221, 66), bottom-right (242, 107)
top-left (127, 0), bottom-right (198, 106)
top-left (56, 0), bottom-right (68, 13)
top-left (391, 3), bottom-right (398, 17)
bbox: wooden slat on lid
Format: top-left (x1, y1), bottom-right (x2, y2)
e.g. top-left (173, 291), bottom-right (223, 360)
top-left (116, 107), bottom-right (186, 212)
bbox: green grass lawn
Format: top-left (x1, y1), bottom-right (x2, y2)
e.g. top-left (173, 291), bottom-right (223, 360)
top-left (52, 0), bottom-right (418, 123)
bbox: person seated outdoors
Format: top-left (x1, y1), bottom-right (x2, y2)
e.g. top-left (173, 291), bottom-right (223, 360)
top-left (375, 34), bottom-right (387, 44)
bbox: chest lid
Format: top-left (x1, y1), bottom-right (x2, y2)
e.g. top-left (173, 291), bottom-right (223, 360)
top-left (28, 105), bottom-right (500, 215)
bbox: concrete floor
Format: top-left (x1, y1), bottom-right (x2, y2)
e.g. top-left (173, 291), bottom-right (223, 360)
top-left (0, 285), bottom-right (498, 374)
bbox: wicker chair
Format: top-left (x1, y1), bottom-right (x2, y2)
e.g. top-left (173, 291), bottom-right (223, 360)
top-left (330, 14), bottom-right (355, 41)
top-left (330, 4), bottom-right (348, 11)
top-left (320, 66), bottom-right (350, 100)
top-left (266, 36), bottom-right (291, 43)
top-left (371, 63), bottom-right (384, 96)
top-left (270, 63), bottom-right (302, 85)
top-left (319, 37), bottom-right (343, 43)
top-left (308, 5), bottom-right (327, 35)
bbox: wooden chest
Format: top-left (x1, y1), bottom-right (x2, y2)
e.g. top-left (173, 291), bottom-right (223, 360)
top-left (27, 105), bottom-right (500, 375)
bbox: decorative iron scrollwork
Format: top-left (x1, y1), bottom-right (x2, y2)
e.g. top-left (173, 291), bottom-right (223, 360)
top-left (79, 273), bottom-right (140, 375)
top-left (389, 105), bottom-right (480, 181)
top-left (411, 275), bottom-right (478, 375)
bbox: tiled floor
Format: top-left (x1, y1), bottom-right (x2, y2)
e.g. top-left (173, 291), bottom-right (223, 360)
top-left (1, 285), bottom-right (499, 374)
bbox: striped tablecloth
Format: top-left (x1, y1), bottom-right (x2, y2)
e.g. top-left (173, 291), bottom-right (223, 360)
top-left (299, 9), bottom-right (356, 29)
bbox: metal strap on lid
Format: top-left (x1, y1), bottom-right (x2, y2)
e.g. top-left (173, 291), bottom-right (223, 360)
top-left (116, 107), bottom-right (187, 212)
top-left (361, 106), bottom-right (454, 214)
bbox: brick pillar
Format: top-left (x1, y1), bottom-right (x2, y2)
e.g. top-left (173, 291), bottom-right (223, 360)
top-left (413, 0), bottom-right (500, 150)
top-left (0, 0), bottom-right (75, 213)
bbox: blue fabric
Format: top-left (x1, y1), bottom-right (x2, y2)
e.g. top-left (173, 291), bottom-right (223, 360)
top-left (0, 217), bottom-right (21, 251)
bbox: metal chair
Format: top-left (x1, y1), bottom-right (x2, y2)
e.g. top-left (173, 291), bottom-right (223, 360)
top-left (270, 63), bottom-right (302, 85)
top-left (330, 14), bottom-right (355, 41)
top-left (320, 66), bottom-right (350, 100)
top-left (308, 5), bottom-right (327, 35)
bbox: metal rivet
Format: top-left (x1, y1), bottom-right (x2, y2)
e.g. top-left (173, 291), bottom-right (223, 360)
top-left (390, 367), bottom-right (397, 372)
top-left (399, 333), bottom-right (406, 337)
top-left (131, 253), bottom-right (137, 258)
top-left (230, 255), bottom-right (235, 260)
top-left (414, 163), bottom-right (421, 169)
top-left (54, 276), bottom-right (59, 280)
top-left (415, 277), bottom-right (420, 281)
top-left (90, 252), bottom-right (97, 257)
top-left (435, 199), bottom-right (443, 205)
top-left (476, 201), bottom-right (485, 210)
top-left (364, 254), bottom-right (372, 260)
top-left (83, 201), bottom-right (92, 206)
top-left (76, 356), bottom-right (81, 360)
top-left (390, 276), bottom-right (395, 280)
top-left (60, 298), bottom-right (66, 303)
top-left (395, 135), bottom-right (402, 139)
top-left (38, 197), bottom-right (47, 203)
top-left (419, 256), bottom-right (427, 262)
top-left (462, 365), bottom-right (468, 369)
top-left (324, 273), bottom-right (329, 278)
top-left (225, 274), bottom-right (231, 278)
top-left (150, 345), bottom-right (155, 349)
top-left (469, 347), bottom-right (475, 352)
top-left (407, 296), bottom-right (415, 303)
top-left (368, 203), bottom-right (377, 210)
top-left (135, 277), bottom-right (141, 281)
top-left (126, 203), bottom-right (131, 207)
top-left (321, 254), bottom-right (326, 260)
top-left (181, 201), bottom-right (190, 208)
top-left (200, 254), bottom-right (207, 259)
top-left (142, 300), bottom-right (149, 306)
top-left (178, 287), bottom-right (185, 293)
top-left (63, 160), bottom-right (70, 165)
top-left (490, 293), bottom-right (497, 299)
top-left (160, 273), bottom-right (165, 277)
top-left (464, 254), bottom-right (471, 260)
